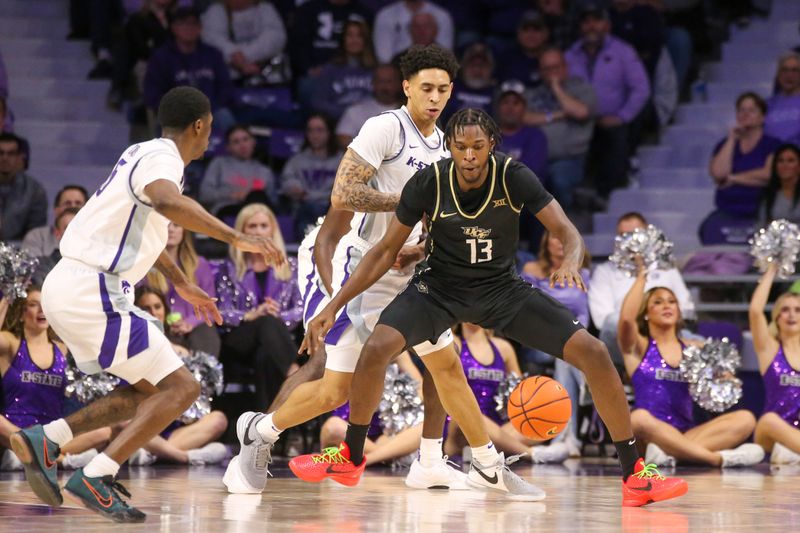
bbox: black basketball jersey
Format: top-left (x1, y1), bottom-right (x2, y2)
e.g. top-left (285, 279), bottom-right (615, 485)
top-left (396, 152), bottom-right (553, 280)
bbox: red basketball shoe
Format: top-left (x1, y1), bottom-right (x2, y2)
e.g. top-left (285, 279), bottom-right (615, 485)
top-left (288, 443), bottom-right (366, 487)
top-left (622, 459), bottom-right (688, 507)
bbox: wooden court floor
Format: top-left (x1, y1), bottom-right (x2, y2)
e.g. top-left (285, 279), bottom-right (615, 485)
top-left (0, 459), bottom-right (798, 532)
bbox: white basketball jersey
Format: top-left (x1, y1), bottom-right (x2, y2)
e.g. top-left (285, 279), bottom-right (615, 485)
top-left (60, 138), bottom-right (185, 283)
top-left (347, 106), bottom-right (448, 247)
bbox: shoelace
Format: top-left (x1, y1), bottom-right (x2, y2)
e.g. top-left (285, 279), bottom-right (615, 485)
top-left (311, 446), bottom-right (348, 465)
top-left (504, 453), bottom-right (527, 467)
top-left (633, 463), bottom-right (666, 481)
top-left (254, 442), bottom-right (273, 470)
top-left (101, 476), bottom-right (134, 507)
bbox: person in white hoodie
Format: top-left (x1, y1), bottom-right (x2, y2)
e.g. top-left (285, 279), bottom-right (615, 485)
top-left (588, 211), bottom-right (695, 365)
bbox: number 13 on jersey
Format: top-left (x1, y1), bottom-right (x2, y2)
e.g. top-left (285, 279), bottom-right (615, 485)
top-left (466, 238), bottom-right (493, 263)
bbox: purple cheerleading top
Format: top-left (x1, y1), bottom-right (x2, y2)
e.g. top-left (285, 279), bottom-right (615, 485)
top-left (762, 345), bottom-right (800, 428)
top-left (631, 338), bottom-right (694, 432)
top-left (2, 339), bottom-right (66, 428)
top-left (460, 336), bottom-right (506, 424)
top-left (330, 402), bottom-right (384, 440)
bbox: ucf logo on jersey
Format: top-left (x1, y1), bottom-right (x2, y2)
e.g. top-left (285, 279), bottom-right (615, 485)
top-left (462, 226), bottom-right (492, 239)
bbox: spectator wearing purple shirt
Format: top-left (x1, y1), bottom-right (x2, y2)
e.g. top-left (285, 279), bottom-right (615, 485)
top-left (525, 48), bottom-right (595, 210)
top-left (765, 52), bottom-right (800, 143)
top-left (213, 203), bottom-right (301, 409)
top-left (496, 11), bottom-right (550, 90)
top-left (143, 223), bottom-right (221, 356)
top-left (565, 5), bottom-right (650, 199)
top-left (440, 43), bottom-right (496, 127)
top-left (702, 92), bottom-right (782, 244)
top-left (306, 19), bottom-right (377, 121)
top-left (143, 8), bottom-right (236, 133)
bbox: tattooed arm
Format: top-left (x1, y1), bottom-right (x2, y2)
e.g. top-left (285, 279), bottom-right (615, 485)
top-left (330, 148), bottom-right (400, 212)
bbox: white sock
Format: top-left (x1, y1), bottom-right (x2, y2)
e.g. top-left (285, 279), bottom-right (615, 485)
top-left (256, 413), bottom-right (282, 442)
top-left (418, 438), bottom-right (444, 467)
top-left (83, 453), bottom-right (120, 479)
top-left (471, 442), bottom-right (501, 467)
top-left (42, 419), bottom-right (73, 447)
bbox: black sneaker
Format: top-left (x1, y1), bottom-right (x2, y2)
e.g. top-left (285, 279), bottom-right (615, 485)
top-left (64, 469), bottom-right (146, 523)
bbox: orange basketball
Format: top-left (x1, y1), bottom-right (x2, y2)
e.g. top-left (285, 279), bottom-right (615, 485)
top-left (507, 376), bottom-right (572, 440)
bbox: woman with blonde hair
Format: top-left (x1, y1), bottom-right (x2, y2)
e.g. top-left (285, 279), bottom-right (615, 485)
top-left (213, 203), bottom-right (302, 409)
top-left (144, 222), bottom-right (220, 355)
top-left (618, 260), bottom-right (763, 467)
top-left (749, 262), bottom-right (800, 464)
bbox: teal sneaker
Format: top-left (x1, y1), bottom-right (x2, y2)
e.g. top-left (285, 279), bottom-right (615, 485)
top-left (10, 425), bottom-right (62, 507)
top-left (64, 468), bottom-right (146, 523)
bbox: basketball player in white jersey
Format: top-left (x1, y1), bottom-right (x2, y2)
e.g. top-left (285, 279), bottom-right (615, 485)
top-left (223, 46), bottom-right (467, 494)
top-left (10, 87), bottom-right (282, 523)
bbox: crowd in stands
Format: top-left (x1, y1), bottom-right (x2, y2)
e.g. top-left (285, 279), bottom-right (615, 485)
top-left (2, 0), bottom-right (800, 469)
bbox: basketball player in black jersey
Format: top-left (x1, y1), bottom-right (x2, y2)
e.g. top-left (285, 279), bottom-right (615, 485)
top-left (295, 109), bottom-right (688, 507)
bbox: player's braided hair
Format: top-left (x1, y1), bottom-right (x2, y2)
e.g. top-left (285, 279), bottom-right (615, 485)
top-left (398, 44), bottom-right (459, 82)
top-left (443, 108), bottom-right (503, 151)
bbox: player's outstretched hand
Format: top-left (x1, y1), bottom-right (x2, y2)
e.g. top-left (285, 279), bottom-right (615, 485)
top-left (233, 233), bottom-right (286, 267)
top-left (174, 282), bottom-right (223, 326)
top-left (300, 307), bottom-right (337, 355)
top-left (550, 266), bottom-right (587, 292)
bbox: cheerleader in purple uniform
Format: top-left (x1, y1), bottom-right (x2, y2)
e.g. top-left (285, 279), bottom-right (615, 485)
top-left (443, 323), bottom-right (566, 462)
top-left (0, 289), bottom-right (109, 470)
top-left (619, 262), bottom-right (763, 467)
top-left (124, 287), bottom-right (228, 466)
top-left (320, 352), bottom-right (424, 466)
top-left (749, 262), bottom-right (800, 464)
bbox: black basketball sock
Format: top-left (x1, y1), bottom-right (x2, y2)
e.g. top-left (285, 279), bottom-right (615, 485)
top-left (614, 437), bottom-right (641, 481)
top-left (344, 423), bottom-right (370, 465)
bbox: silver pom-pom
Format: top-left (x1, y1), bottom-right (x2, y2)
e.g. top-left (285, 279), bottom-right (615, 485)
top-left (0, 242), bottom-right (39, 298)
top-left (179, 351), bottom-right (224, 424)
top-left (64, 366), bottom-right (120, 404)
top-left (494, 373), bottom-right (525, 421)
top-left (608, 224), bottom-right (675, 277)
top-left (680, 338), bottom-right (743, 413)
top-left (378, 364), bottom-right (424, 435)
top-left (749, 219), bottom-right (800, 279)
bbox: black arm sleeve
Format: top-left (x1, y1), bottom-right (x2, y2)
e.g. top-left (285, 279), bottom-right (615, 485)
top-left (396, 166), bottom-right (437, 227)
top-left (505, 159), bottom-right (554, 214)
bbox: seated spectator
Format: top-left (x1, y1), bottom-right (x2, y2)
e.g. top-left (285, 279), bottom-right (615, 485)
top-left (0, 289), bottom-right (109, 471)
top-left (201, 0), bottom-right (286, 84)
top-left (22, 185), bottom-right (87, 258)
top-left (401, 11), bottom-right (440, 57)
top-left (129, 286), bottom-right (228, 466)
top-left (0, 133), bottom-right (47, 242)
top-left (108, 0), bottom-right (177, 110)
top-left (320, 354), bottom-right (423, 466)
top-left (440, 43), bottom-right (496, 127)
top-left (537, 0), bottom-right (577, 49)
top-left (703, 92), bottom-right (782, 244)
top-left (199, 125), bottom-right (277, 215)
top-left (609, 0), bottom-right (665, 78)
top-left (618, 261), bottom-right (763, 468)
top-left (760, 144), bottom-right (800, 224)
top-left (520, 231), bottom-right (591, 458)
top-left (588, 212), bottom-right (694, 366)
top-left (373, 0), bottom-right (453, 64)
top-left (526, 48), bottom-right (595, 210)
top-left (749, 262), bottom-right (800, 466)
top-left (336, 64), bottom-right (402, 148)
top-left (31, 208), bottom-right (80, 287)
top-left (495, 80), bottom-right (548, 180)
top-left (306, 19), bottom-right (377, 121)
top-left (496, 11), bottom-right (550, 89)
top-left (281, 114), bottom-right (344, 237)
top-left (765, 52), bottom-right (800, 143)
top-left (443, 324), bottom-right (568, 463)
top-left (143, 223), bottom-right (221, 356)
top-left (566, 5), bottom-right (650, 199)
top-left (213, 203), bottom-right (302, 409)
top-left (289, 0), bottom-right (372, 77)
top-left (143, 7), bottom-right (235, 134)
